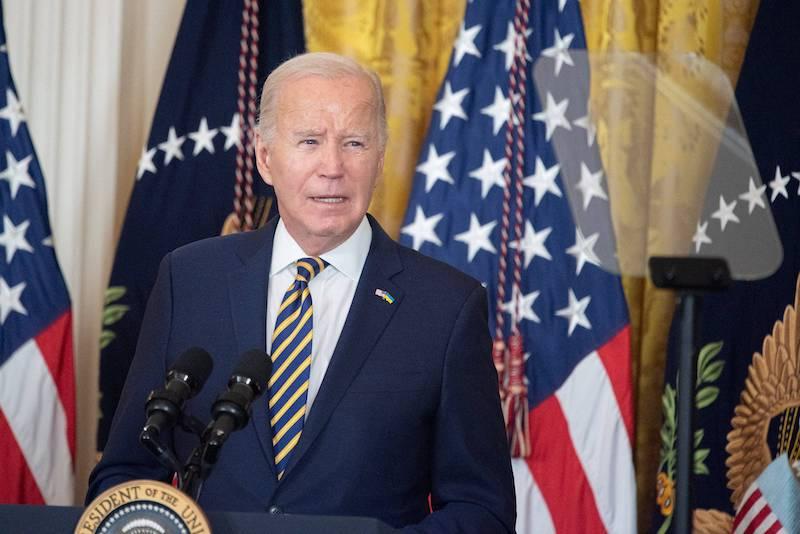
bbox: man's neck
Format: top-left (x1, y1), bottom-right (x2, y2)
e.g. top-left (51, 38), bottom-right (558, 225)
top-left (270, 217), bottom-right (372, 279)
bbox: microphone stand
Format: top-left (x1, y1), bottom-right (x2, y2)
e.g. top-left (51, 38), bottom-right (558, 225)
top-left (140, 411), bottom-right (209, 497)
top-left (143, 349), bottom-right (271, 502)
top-left (180, 441), bottom-right (207, 501)
top-left (139, 427), bottom-right (183, 478)
top-left (179, 422), bottom-right (230, 501)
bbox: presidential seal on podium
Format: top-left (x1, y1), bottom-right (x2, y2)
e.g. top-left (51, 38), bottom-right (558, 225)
top-left (76, 480), bottom-right (210, 534)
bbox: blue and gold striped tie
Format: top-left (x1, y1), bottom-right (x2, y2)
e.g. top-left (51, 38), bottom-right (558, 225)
top-left (269, 257), bottom-right (326, 479)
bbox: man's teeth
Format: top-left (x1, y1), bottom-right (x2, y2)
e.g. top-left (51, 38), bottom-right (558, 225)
top-left (314, 197), bottom-right (344, 203)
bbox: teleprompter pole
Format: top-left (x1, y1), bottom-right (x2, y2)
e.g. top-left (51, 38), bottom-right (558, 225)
top-left (649, 256), bottom-right (730, 534)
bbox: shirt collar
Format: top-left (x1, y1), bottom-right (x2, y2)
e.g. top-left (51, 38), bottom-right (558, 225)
top-left (270, 216), bottom-right (372, 281)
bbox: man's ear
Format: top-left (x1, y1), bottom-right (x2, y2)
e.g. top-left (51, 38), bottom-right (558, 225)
top-left (255, 132), bottom-right (273, 186)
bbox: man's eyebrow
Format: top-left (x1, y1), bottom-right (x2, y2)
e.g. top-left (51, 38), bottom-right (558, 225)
top-left (291, 129), bottom-right (324, 137)
top-left (338, 130), bottom-right (376, 142)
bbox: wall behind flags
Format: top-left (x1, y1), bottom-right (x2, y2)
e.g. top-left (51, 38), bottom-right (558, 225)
top-left (3, 0), bottom-right (186, 502)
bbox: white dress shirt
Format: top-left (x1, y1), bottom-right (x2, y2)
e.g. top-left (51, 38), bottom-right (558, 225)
top-left (266, 216), bottom-right (371, 416)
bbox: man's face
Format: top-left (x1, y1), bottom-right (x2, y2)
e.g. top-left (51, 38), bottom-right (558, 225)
top-left (256, 74), bottom-right (384, 255)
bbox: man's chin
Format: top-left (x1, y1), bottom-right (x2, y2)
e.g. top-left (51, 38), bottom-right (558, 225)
top-left (321, 224), bottom-right (357, 241)
top-left (298, 224), bottom-right (356, 253)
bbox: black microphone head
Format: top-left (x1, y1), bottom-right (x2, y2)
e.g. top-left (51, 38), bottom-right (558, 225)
top-left (204, 350), bottom-right (271, 453)
top-left (169, 347), bottom-right (213, 395)
top-left (231, 349), bottom-right (272, 394)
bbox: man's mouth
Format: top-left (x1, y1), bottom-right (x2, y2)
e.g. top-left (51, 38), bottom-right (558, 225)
top-left (311, 196), bottom-right (345, 204)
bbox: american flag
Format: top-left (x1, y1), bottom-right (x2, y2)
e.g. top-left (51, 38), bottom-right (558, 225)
top-left (400, 0), bottom-right (636, 531)
top-left (0, 7), bottom-right (75, 504)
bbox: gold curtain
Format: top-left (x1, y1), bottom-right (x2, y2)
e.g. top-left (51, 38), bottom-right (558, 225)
top-left (579, 1), bottom-right (760, 531)
top-left (303, 0), bottom-right (466, 239)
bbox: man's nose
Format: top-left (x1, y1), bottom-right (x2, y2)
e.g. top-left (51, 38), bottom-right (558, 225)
top-left (318, 143), bottom-right (344, 178)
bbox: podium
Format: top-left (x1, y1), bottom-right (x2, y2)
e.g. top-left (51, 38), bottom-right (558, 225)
top-left (0, 504), bottom-right (398, 533)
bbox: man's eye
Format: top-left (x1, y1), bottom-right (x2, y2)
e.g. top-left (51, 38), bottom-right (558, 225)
top-left (346, 141), bottom-right (364, 147)
top-left (301, 139), bottom-right (317, 145)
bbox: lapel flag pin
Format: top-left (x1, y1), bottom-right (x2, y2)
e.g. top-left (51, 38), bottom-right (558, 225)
top-left (374, 288), bottom-right (395, 304)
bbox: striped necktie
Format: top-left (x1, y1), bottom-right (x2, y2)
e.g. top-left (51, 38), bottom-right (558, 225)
top-left (269, 257), bottom-right (326, 479)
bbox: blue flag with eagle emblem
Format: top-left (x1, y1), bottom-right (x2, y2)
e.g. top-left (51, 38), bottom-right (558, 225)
top-left (653, 2), bottom-right (800, 532)
top-left (400, 0), bottom-right (636, 532)
top-left (96, 0), bottom-right (304, 451)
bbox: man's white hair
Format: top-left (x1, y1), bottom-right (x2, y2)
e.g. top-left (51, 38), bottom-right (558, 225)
top-left (257, 52), bottom-right (387, 148)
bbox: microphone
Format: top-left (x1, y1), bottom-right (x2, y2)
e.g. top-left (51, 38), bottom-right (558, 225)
top-left (202, 349), bottom-right (272, 463)
top-left (141, 347), bottom-right (213, 439)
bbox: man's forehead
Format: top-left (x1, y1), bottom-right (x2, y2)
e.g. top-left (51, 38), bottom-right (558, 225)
top-left (280, 95), bottom-right (376, 115)
top-left (277, 77), bottom-right (377, 125)
top-left (280, 74), bottom-right (374, 99)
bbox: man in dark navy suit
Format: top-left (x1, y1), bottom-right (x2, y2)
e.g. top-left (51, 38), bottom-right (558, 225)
top-left (88, 52), bottom-right (515, 532)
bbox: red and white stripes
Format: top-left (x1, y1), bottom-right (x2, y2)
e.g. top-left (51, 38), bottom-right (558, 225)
top-left (515, 327), bottom-right (636, 533)
top-left (734, 486), bottom-right (786, 534)
top-left (0, 312), bottom-right (74, 504)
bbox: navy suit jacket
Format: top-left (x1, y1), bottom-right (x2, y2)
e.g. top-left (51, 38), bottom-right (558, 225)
top-left (87, 215), bottom-right (515, 532)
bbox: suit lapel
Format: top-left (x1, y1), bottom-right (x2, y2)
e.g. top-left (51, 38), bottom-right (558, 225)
top-left (282, 216), bottom-right (404, 478)
top-left (227, 218), bottom-right (278, 476)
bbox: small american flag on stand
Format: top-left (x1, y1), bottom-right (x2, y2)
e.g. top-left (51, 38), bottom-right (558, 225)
top-left (733, 454), bottom-right (800, 534)
top-left (401, 0), bottom-right (636, 531)
top-left (0, 5), bottom-right (75, 504)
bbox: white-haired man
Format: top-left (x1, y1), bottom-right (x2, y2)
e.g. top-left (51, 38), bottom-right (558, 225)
top-left (89, 52), bottom-right (515, 533)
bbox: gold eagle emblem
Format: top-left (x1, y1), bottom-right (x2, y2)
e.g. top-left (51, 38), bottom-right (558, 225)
top-left (694, 273), bottom-right (800, 532)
